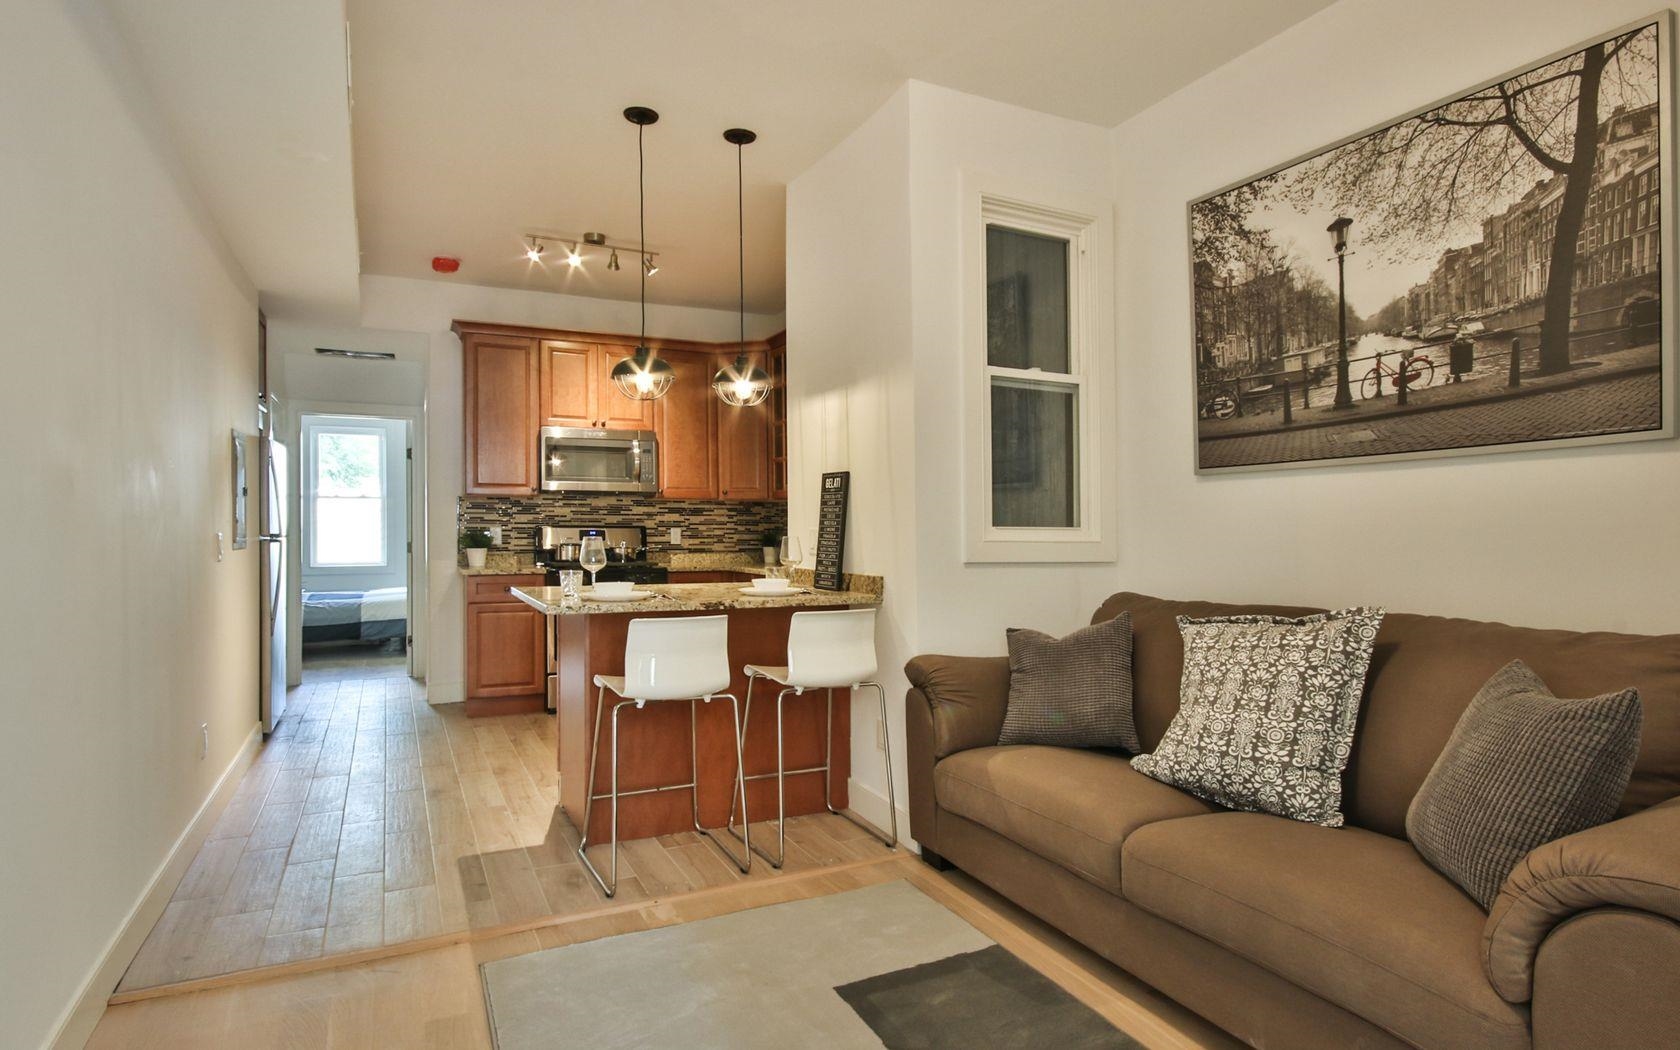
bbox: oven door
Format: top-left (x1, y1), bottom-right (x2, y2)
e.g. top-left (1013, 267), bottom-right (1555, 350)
top-left (539, 427), bottom-right (659, 493)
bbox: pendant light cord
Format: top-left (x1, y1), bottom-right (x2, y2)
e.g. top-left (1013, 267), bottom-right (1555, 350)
top-left (737, 141), bottom-right (746, 355)
top-left (638, 121), bottom-right (647, 349)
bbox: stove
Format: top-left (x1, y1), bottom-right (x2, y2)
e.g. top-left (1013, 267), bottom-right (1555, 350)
top-left (533, 525), bottom-right (670, 587)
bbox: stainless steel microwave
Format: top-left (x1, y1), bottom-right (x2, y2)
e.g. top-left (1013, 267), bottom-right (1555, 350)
top-left (539, 426), bottom-right (659, 493)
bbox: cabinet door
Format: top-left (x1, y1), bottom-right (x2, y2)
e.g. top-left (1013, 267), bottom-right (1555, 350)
top-left (596, 345), bottom-right (657, 431)
top-left (539, 339), bottom-right (598, 428)
top-left (654, 350), bottom-right (717, 499)
top-left (464, 334), bottom-right (539, 495)
top-left (716, 354), bottom-right (770, 501)
top-left (465, 602), bottom-right (545, 698)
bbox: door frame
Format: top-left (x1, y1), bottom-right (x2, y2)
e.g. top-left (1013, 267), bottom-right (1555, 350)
top-left (283, 399), bottom-right (427, 682)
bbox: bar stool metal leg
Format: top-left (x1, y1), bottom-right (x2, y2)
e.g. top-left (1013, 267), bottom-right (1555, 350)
top-left (576, 686), bottom-right (629, 898)
top-left (724, 674), bottom-right (757, 844)
top-left (693, 694), bottom-right (751, 873)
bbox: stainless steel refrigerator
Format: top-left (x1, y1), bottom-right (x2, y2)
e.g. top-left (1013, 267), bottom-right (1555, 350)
top-left (259, 434), bottom-right (289, 733)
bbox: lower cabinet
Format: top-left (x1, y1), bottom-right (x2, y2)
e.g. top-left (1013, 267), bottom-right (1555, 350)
top-left (464, 574), bottom-right (547, 717)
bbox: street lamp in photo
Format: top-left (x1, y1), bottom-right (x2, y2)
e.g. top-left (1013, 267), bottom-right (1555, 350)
top-left (1327, 216), bottom-right (1356, 410)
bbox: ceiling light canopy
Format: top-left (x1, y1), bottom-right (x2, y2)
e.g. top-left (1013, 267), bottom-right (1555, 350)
top-left (713, 127), bottom-right (770, 408)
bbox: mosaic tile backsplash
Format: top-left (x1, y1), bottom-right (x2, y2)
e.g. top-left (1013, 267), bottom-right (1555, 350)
top-left (459, 493), bottom-right (788, 557)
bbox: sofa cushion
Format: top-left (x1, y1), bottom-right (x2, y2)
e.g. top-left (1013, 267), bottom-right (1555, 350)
top-left (1122, 812), bottom-right (1530, 1050)
top-left (934, 746), bottom-right (1214, 893)
top-left (1000, 612), bottom-right (1140, 752)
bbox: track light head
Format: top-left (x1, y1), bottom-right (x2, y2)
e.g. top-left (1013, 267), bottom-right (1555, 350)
top-left (525, 238), bottom-right (545, 263)
top-left (643, 255), bottom-right (659, 277)
top-left (565, 244), bottom-right (583, 269)
top-left (607, 249), bottom-right (621, 271)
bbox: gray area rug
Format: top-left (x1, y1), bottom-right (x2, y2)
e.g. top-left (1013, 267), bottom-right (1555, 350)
top-left (480, 880), bottom-right (1138, 1049)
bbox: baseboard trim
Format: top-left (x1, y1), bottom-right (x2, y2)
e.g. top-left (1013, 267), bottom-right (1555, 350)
top-left (847, 776), bottom-right (917, 853)
top-left (47, 722), bottom-right (263, 1050)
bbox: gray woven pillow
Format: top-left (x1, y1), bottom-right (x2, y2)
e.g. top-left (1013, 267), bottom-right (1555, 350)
top-left (1131, 608), bottom-right (1383, 826)
top-left (999, 613), bottom-right (1139, 752)
top-left (1407, 660), bottom-right (1641, 910)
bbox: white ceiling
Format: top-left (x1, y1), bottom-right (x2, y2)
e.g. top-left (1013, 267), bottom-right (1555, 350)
top-left (102, 1), bottom-right (1336, 320)
top-left (348, 0), bottom-right (1336, 314)
top-left (101, 0), bottom-right (360, 321)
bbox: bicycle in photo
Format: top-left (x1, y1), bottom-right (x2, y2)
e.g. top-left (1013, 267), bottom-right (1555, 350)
top-left (1198, 388), bottom-right (1239, 420)
top-left (1360, 350), bottom-right (1435, 400)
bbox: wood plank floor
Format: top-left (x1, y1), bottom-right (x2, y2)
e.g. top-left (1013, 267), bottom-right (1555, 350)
top-left (89, 855), bottom-right (1237, 1050)
top-left (119, 650), bottom-right (889, 992)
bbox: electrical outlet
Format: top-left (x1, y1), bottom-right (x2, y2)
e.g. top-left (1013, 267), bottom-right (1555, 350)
top-left (488, 526), bottom-right (503, 546)
top-left (200, 723), bottom-right (209, 760)
top-left (669, 527), bottom-right (682, 544)
top-left (876, 717), bottom-right (887, 752)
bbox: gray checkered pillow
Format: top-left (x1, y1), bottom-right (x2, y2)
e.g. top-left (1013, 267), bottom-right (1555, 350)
top-left (1407, 660), bottom-right (1641, 910)
top-left (999, 613), bottom-right (1139, 752)
top-left (1131, 608), bottom-right (1383, 826)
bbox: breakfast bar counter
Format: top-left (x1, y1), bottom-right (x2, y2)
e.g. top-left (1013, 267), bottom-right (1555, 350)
top-left (511, 582), bottom-right (882, 843)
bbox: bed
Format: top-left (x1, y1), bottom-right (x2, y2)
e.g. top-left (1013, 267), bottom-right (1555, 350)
top-left (302, 586), bottom-right (407, 645)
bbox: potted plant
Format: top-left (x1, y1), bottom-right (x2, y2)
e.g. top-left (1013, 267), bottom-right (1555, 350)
top-left (460, 527), bottom-right (494, 568)
top-left (760, 529), bottom-right (781, 567)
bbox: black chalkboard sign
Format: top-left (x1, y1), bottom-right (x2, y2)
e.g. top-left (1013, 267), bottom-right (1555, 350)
top-left (814, 471), bottom-right (850, 591)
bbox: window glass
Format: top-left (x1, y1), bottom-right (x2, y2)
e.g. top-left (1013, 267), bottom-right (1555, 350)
top-left (312, 429), bottom-right (385, 566)
top-left (986, 226), bottom-right (1069, 373)
top-left (990, 380), bottom-right (1077, 528)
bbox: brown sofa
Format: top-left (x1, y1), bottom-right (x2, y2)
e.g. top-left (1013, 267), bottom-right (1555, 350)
top-left (905, 593), bottom-right (1680, 1050)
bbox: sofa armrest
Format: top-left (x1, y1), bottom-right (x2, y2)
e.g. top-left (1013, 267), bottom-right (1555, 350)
top-left (904, 654), bottom-right (1010, 760)
top-left (1483, 796), bottom-right (1680, 1003)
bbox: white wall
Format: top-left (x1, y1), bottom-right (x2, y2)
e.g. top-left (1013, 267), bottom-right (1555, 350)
top-left (356, 274), bottom-right (786, 702)
top-left (0, 3), bottom-right (259, 1046)
top-left (785, 81), bottom-right (1122, 833)
top-left (1111, 0), bottom-right (1680, 634)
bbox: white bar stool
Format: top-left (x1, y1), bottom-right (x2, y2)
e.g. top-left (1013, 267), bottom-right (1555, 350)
top-left (577, 614), bottom-right (750, 897)
top-left (726, 608), bottom-right (897, 868)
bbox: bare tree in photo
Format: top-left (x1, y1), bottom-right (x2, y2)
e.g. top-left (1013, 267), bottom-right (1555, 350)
top-left (1289, 27), bottom-right (1655, 374)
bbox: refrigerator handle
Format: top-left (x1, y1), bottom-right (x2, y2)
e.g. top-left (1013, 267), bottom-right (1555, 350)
top-left (260, 535), bottom-right (283, 634)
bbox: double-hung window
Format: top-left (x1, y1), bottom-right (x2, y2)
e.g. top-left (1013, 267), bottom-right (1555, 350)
top-left (308, 424), bottom-right (388, 568)
top-left (964, 183), bottom-right (1114, 563)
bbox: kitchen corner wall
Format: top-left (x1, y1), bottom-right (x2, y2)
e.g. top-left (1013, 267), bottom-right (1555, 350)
top-left (357, 274), bottom-right (785, 702)
top-left (458, 494), bottom-right (787, 558)
top-left (786, 81), bottom-right (1120, 841)
top-left (1109, 0), bottom-right (1680, 634)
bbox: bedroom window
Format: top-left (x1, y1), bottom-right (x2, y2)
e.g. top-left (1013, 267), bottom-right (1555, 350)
top-left (309, 425), bottom-right (387, 568)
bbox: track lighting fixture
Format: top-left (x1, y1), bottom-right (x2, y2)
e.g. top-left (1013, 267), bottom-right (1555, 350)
top-left (520, 233), bottom-right (656, 272)
top-left (713, 128), bottom-right (770, 408)
top-left (564, 243), bottom-right (583, 269)
top-left (525, 237), bottom-right (545, 263)
top-left (607, 249), bottom-right (620, 271)
top-left (610, 105), bottom-right (675, 401)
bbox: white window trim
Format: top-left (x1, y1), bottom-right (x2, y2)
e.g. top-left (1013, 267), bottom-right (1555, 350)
top-left (306, 421), bottom-right (390, 571)
top-left (962, 174), bottom-right (1116, 564)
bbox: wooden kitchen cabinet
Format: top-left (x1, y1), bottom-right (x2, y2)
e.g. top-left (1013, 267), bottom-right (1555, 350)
top-left (654, 349), bottom-right (718, 499)
top-left (768, 335), bottom-right (787, 500)
top-left (540, 339), bottom-right (657, 432)
top-left (461, 330), bottom-right (539, 495)
top-left (464, 573), bottom-right (546, 717)
top-left (716, 351), bottom-right (771, 501)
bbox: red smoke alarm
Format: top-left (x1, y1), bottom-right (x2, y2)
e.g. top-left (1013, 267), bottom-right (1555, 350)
top-left (431, 256), bottom-right (461, 274)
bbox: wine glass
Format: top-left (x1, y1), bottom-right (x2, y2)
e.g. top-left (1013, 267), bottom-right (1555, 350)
top-left (579, 536), bottom-right (607, 591)
top-left (779, 535), bottom-right (802, 582)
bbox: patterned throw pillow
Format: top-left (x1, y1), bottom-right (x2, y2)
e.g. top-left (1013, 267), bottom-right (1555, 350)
top-left (999, 613), bottom-right (1140, 752)
top-left (1131, 608), bottom-right (1383, 827)
top-left (1407, 660), bottom-right (1641, 910)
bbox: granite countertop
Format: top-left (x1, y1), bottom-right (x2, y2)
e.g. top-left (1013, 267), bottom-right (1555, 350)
top-left (510, 582), bottom-right (882, 616)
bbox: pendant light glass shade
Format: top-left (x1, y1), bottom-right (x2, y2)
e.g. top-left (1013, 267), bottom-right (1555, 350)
top-left (610, 345), bottom-right (675, 400)
top-left (711, 352), bottom-right (771, 407)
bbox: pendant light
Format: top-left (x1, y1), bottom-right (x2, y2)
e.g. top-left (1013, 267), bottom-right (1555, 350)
top-left (610, 106), bottom-right (675, 401)
top-left (713, 128), bottom-right (771, 408)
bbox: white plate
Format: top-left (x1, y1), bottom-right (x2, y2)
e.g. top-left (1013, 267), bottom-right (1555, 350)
top-left (587, 590), bottom-right (655, 602)
top-left (738, 586), bottom-right (803, 596)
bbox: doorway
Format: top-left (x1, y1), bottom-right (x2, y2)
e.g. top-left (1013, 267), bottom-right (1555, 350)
top-left (297, 412), bottom-right (415, 674)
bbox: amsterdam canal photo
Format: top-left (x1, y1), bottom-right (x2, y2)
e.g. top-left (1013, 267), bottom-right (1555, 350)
top-left (1190, 18), bottom-right (1670, 471)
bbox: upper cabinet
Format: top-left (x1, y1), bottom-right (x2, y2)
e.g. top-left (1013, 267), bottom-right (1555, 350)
top-left (456, 321), bottom-right (787, 503)
top-left (716, 350), bottom-right (771, 502)
top-left (460, 328), bottom-right (539, 496)
top-left (539, 339), bottom-right (658, 432)
top-left (654, 349), bottom-right (718, 499)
